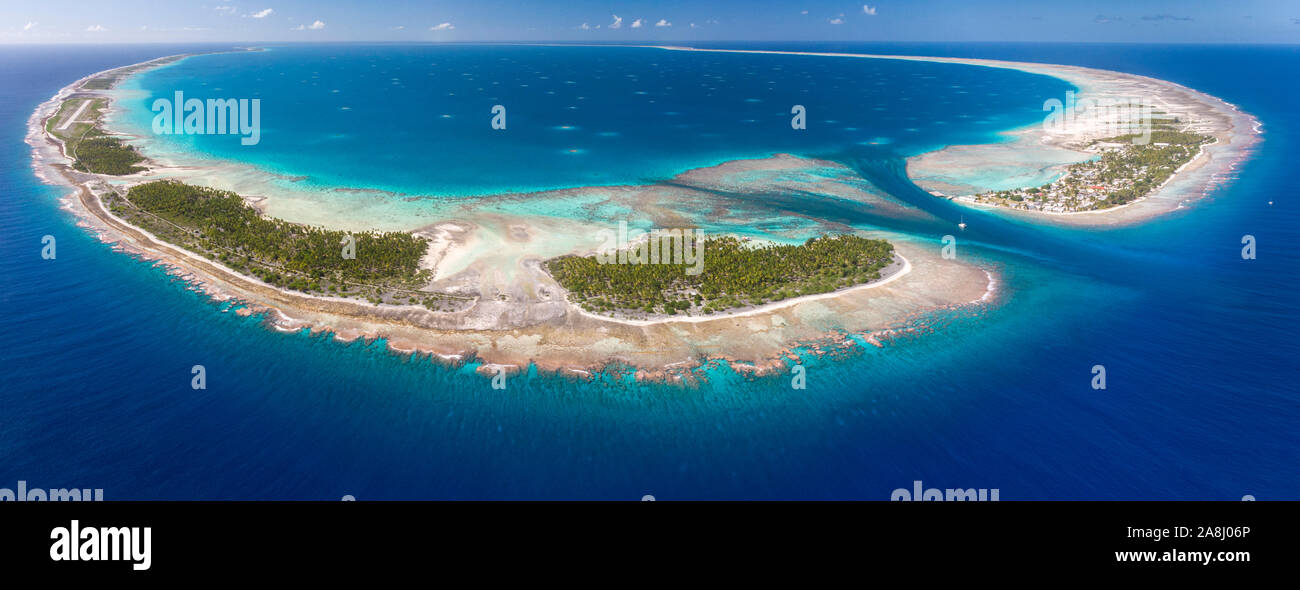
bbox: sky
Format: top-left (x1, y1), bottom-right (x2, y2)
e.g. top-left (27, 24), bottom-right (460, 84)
top-left (2, 0), bottom-right (1298, 44)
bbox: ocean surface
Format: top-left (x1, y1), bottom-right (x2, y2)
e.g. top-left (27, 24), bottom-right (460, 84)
top-left (1, 43), bottom-right (1295, 499)
top-left (115, 45), bottom-right (1069, 196)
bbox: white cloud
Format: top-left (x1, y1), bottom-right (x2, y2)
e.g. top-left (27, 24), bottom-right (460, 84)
top-left (86, 24), bottom-right (107, 32)
top-left (251, 8), bottom-right (273, 19)
top-left (829, 18), bottom-right (844, 25)
top-left (609, 15), bottom-right (623, 29)
top-left (214, 5), bottom-right (236, 15)
top-left (655, 19), bottom-right (671, 27)
top-left (631, 19), bottom-right (643, 28)
top-left (863, 5), bottom-right (877, 16)
top-left (431, 22), bottom-right (454, 30)
top-left (308, 20), bottom-right (325, 30)
top-left (391, 25), bottom-right (405, 30)
top-left (690, 23), bottom-right (697, 28)
top-left (23, 21), bottom-right (36, 31)
top-left (579, 23), bottom-right (591, 30)
top-left (801, 10), bottom-right (809, 15)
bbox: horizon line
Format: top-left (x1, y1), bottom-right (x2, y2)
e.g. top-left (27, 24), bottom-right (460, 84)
top-left (4, 39), bottom-right (1300, 47)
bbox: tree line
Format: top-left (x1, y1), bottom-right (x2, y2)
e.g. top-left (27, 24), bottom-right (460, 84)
top-left (547, 234), bottom-right (895, 316)
top-left (123, 180), bottom-right (428, 286)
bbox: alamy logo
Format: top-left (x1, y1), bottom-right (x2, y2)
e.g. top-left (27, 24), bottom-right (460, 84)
top-left (1042, 91), bottom-right (1154, 145)
top-left (0, 480), bottom-right (103, 501)
top-left (890, 480), bottom-right (1000, 501)
top-left (594, 221), bottom-right (705, 275)
top-left (151, 91), bottom-right (261, 146)
top-left (50, 520), bottom-right (151, 571)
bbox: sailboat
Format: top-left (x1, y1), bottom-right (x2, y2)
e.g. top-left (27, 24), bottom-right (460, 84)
top-left (958, 215), bottom-right (967, 230)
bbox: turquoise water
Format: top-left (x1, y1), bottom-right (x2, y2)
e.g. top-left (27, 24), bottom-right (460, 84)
top-left (2, 43), bottom-right (1295, 499)
top-left (118, 44), bottom-right (1071, 199)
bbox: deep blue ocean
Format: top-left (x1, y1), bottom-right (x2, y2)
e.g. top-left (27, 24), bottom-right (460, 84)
top-left (1, 43), bottom-right (1295, 499)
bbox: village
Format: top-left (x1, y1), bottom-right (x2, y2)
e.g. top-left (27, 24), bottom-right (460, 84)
top-left (954, 126), bottom-right (1214, 213)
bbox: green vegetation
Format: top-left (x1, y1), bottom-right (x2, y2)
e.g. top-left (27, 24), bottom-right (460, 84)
top-left (105, 180), bottom-right (466, 310)
top-left (1099, 129), bottom-right (1207, 147)
top-left (47, 97), bottom-right (145, 175)
top-left (547, 234), bottom-right (895, 317)
top-left (71, 130), bottom-right (146, 175)
top-left (80, 77), bottom-right (119, 90)
top-left (982, 126), bottom-right (1212, 211)
top-left (1078, 131), bottom-right (1211, 208)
